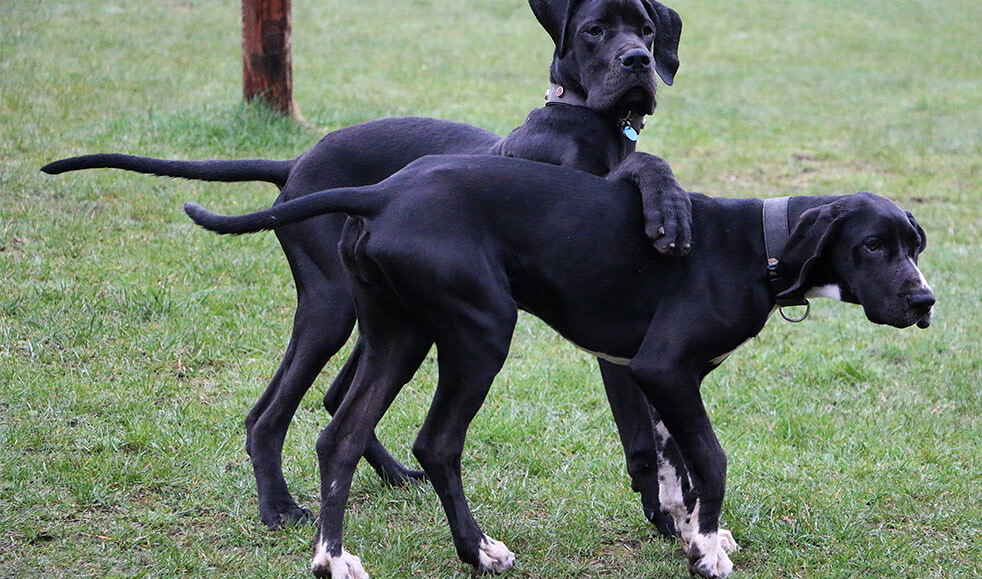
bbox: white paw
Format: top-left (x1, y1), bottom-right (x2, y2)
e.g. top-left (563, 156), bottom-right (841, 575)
top-left (688, 532), bottom-right (734, 578)
top-left (311, 542), bottom-right (370, 579)
top-left (477, 535), bottom-right (516, 573)
top-left (718, 529), bottom-right (738, 554)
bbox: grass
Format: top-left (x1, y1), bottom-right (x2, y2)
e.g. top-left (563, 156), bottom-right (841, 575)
top-left (2, 0), bottom-right (980, 576)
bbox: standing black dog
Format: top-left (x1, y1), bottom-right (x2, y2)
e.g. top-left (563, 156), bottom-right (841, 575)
top-left (185, 154), bottom-right (935, 578)
top-left (43, 0), bottom-right (689, 533)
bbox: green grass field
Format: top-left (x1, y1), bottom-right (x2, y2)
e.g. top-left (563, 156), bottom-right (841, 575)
top-left (2, 0), bottom-right (980, 577)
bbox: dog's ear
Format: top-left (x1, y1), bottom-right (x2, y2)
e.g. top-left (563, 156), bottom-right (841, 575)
top-left (643, 1), bottom-right (682, 86)
top-left (529, 0), bottom-right (581, 56)
top-left (777, 199), bottom-right (850, 299)
top-left (906, 210), bottom-right (928, 254)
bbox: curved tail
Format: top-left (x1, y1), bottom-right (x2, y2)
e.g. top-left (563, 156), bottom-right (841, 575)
top-left (41, 154), bottom-right (294, 188)
top-left (185, 185), bottom-right (387, 235)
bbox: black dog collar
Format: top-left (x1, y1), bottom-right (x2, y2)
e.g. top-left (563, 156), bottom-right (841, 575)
top-left (545, 84), bottom-right (646, 142)
top-left (762, 196), bottom-right (810, 321)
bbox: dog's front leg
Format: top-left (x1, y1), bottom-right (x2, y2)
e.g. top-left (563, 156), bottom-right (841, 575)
top-left (607, 152), bottom-right (692, 256)
top-left (629, 357), bottom-right (735, 578)
top-left (597, 359), bottom-right (680, 537)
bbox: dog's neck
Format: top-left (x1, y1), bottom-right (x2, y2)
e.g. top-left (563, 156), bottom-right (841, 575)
top-left (544, 84), bottom-right (646, 142)
top-left (762, 196), bottom-right (811, 318)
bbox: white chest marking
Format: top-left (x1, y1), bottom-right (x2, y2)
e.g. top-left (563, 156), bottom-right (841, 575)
top-left (805, 283), bottom-right (843, 301)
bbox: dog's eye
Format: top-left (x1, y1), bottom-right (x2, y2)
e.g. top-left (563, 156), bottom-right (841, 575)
top-left (864, 238), bottom-right (883, 253)
top-left (642, 25), bottom-right (654, 37)
top-left (584, 25), bottom-right (604, 37)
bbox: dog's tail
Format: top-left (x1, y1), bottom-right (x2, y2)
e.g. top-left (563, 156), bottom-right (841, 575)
top-left (185, 185), bottom-right (386, 235)
top-left (41, 154), bottom-right (294, 188)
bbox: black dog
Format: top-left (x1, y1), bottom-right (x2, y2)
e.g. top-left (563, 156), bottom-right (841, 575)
top-left (185, 154), bottom-right (935, 578)
top-left (43, 0), bottom-right (690, 532)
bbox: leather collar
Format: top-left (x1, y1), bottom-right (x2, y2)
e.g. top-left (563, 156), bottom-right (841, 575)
top-left (763, 196), bottom-right (811, 317)
top-left (544, 84), bottom-right (646, 141)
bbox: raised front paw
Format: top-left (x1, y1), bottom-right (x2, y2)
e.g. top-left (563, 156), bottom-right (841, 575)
top-left (476, 535), bottom-right (516, 573)
top-left (607, 151), bottom-right (693, 256)
top-left (644, 187), bottom-right (692, 256)
top-left (686, 532), bottom-right (735, 578)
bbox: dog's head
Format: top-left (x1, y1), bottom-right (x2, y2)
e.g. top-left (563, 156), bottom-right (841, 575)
top-left (779, 192), bottom-right (935, 329)
top-left (530, 0), bottom-right (682, 117)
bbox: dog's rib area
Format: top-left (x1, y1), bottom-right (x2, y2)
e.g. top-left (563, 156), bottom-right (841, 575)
top-left (578, 346), bottom-right (631, 365)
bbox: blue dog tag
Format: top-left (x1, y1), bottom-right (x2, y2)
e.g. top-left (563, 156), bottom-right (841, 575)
top-left (623, 124), bottom-right (639, 142)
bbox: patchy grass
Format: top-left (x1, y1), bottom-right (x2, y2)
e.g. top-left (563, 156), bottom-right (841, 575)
top-left (2, 0), bottom-right (980, 577)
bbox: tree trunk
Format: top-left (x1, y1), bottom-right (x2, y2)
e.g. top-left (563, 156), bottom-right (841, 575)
top-left (242, 0), bottom-right (297, 117)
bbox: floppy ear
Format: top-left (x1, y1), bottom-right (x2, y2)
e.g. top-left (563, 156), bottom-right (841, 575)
top-left (906, 210), bottom-right (928, 254)
top-left (643, 1), bottom-right (682, 86)
top-left (777, 200), bottom-right (849, 299)
top-left (529, 0), bottom-right (581, 56)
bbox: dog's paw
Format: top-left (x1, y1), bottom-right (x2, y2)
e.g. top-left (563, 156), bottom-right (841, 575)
top-left (686, 532), bottom-right (734, 578)
top-left (311, 544), bottom-right (369, 579)
top-left (477, 535), bottom-right (515, 573)
top-left (263, 504), bottom-right (314, 531)
top-left (718, 529), bottom-right (738, 554)
top-left (642, 186), bottom-right (693, 257)
top-left (646, 507), bottom-right (678, 539)
top-left (380, 467), bottom-right (428, 487)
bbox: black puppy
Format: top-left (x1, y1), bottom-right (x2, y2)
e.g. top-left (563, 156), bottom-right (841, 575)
top-left (186, 154), bottom-right (934, 578)
top-left (43, 0), bottom-right (688, 532)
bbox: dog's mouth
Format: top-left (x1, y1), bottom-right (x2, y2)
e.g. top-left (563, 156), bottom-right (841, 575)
top-left (868, 301), bottom-right (934, 330)
top-left (915, 307), bottom-right (934, 329)
top-left (909, 290), bottom-right (936, 329)
top-left (619, 85), bottom-right (656, 115)
top-left (588, 73), bottom-right (657, 118)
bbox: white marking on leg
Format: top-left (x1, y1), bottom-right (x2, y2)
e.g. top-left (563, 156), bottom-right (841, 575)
top-left (654, 422), bottom-right (688, 542)
top-left (477, 535), bottom-right (515, 573)
top-left (678, 499), bottom-right (700, 551)
top-left (653, 423), bottom-right (738, 576)
top-left (311, 539), bottom-right (331, 573)
top-left (311, 540), bottom-right (369, 579)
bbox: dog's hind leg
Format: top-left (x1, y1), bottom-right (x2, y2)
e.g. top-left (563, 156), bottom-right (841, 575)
top-left (411, 298), bottom-right (518, 573)
top-left (245, 282), bottom-right (356, 530)
top-left (311, 330), bottom-right (433, 579)
top-left (311, 240), bottom-right (435, 578)
top-left (323, 341), bottom-right (427, 486)
top-left (248, 216), bottom-right (423, 529)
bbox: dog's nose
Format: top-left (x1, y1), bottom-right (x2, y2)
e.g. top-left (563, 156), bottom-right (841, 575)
top-left (620, 48), bottom-right (652, 71)
top-left (908, 290), bottom-right (936, 311)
